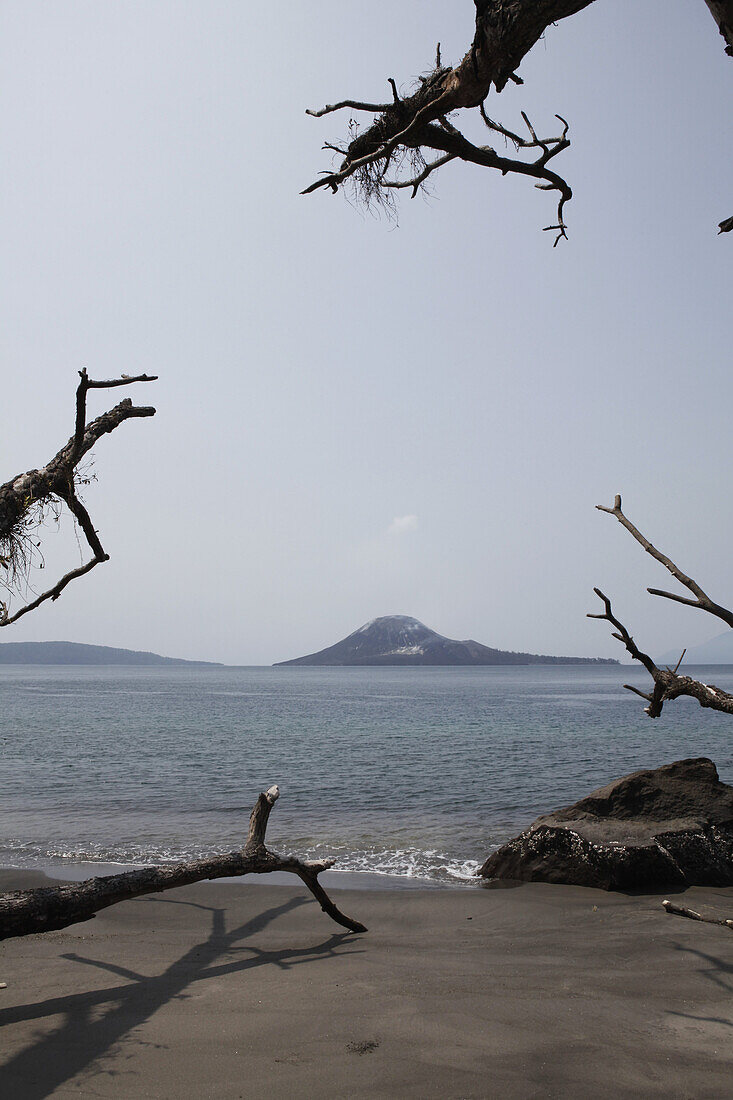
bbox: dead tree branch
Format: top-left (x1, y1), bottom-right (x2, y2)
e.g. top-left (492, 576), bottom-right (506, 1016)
top-left (589, 496), bottom-right (733, 718)
top-left (663, 899), bottom-right (733, 928)
top-left (417, 115), bottom-right (573, 244)
top-left (382, 153), bottom-right (457, 197)
top-left (703, 0), bottom-right (733, 55)
top-left (588, 587), bottom-right (733, 718)
top-left (596, 495), bottom-right (733, 629)
top-left (306, 99), bottom-right (392, 119)
top-left (303, 0), bottom-right (731, 236)
top-left (302, 2), bottom-right (591, 235)
top-left (0, 370), bottom-right (156, 626)
top-left (0, 787), bottom-right (367, 941)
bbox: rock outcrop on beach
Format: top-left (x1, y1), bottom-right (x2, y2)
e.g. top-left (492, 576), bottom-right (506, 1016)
top-left (479, 758), bottom-right (733, 891)
top-left (276, 615), bottom-right (618, 667)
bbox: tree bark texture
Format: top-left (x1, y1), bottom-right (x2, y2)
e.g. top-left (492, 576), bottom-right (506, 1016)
top-left (703, 0), bottom-right (733, 54)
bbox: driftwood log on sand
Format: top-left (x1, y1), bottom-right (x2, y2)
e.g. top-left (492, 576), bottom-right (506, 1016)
top-left (662, 900), bottom-right (733, 929)
top-left (0, 787), bottom-right (366, 941)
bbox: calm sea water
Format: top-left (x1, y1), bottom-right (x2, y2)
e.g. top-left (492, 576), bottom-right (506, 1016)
top-left (1, 664), bottom-right (732, 886)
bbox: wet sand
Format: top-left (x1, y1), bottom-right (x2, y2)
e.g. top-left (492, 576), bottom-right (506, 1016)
top-left (0, 869), bottom-right (731, 1098)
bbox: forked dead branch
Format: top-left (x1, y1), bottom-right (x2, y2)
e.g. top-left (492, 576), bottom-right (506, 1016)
top-left (0, 787), bottom-right (367, 941)
top-left (0, 370), bottom-right (156, 626)
top-left (589, 495), bottom-right (733, 718)
top-left (303, 0), bottom-right (732, 238)
top-left (303, 38), bottom-right (574, 243)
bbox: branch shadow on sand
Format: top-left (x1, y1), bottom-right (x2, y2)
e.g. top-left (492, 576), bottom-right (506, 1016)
top-left (662, 937), bottom-right (733, 1032)
top-left (0, 892), bottom-right (364, 1098)
top-left (668, 938), bottom-right (733, 994)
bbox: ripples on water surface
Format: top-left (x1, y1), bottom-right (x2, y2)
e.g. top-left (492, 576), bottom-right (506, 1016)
top-left (1, 664), bottom-right (732, 885)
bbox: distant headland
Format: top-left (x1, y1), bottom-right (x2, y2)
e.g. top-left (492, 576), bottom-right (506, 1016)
top-left (0, 641), bottom-right (222, 667)
top-left (275, 615), bottom-right (618, 667)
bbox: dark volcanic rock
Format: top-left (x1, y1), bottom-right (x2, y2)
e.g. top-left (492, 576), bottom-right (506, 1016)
top-left (479, 758), bottom-right (733, 891)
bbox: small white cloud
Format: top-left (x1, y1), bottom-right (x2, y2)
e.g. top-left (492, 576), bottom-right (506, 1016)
top-left (388, 514), bottom-right (418, 536)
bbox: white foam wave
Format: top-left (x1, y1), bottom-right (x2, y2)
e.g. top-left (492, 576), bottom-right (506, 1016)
top-left (0, 837), bottom-right (482, 886)
top-left (287, 842), bottom-right (481, 885)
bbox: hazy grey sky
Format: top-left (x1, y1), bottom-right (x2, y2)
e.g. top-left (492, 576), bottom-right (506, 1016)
top-left (1, 1), bottom-right (730, 664)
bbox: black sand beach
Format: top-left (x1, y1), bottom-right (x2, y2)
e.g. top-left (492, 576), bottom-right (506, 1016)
top-left (1, 870), bottom-right (731, 1098)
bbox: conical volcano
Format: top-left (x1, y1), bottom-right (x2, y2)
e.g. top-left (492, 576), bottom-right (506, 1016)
top-left (275, 615), bottom-right (616, 666)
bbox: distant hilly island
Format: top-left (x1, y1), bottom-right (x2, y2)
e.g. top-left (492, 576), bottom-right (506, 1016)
top-left (658, 631), bottom-right (733, 666)
top-left (276, 615), bottom-right (618, 667)
top-left (0, 641), bottom-right (221, 667)
top-left (5, 623), bottom-right (729, 668)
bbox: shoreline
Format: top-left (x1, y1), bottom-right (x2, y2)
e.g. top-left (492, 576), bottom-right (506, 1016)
top-left (1, 869), bottom-right (731, 1097)
top-left (0, 859), bottom-right (462, 892)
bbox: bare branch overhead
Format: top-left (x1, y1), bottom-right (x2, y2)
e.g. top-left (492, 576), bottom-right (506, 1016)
top-left (0, 370), bottom-right (157, 626)
top-left (303, 0), bottom-right (731, 237)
